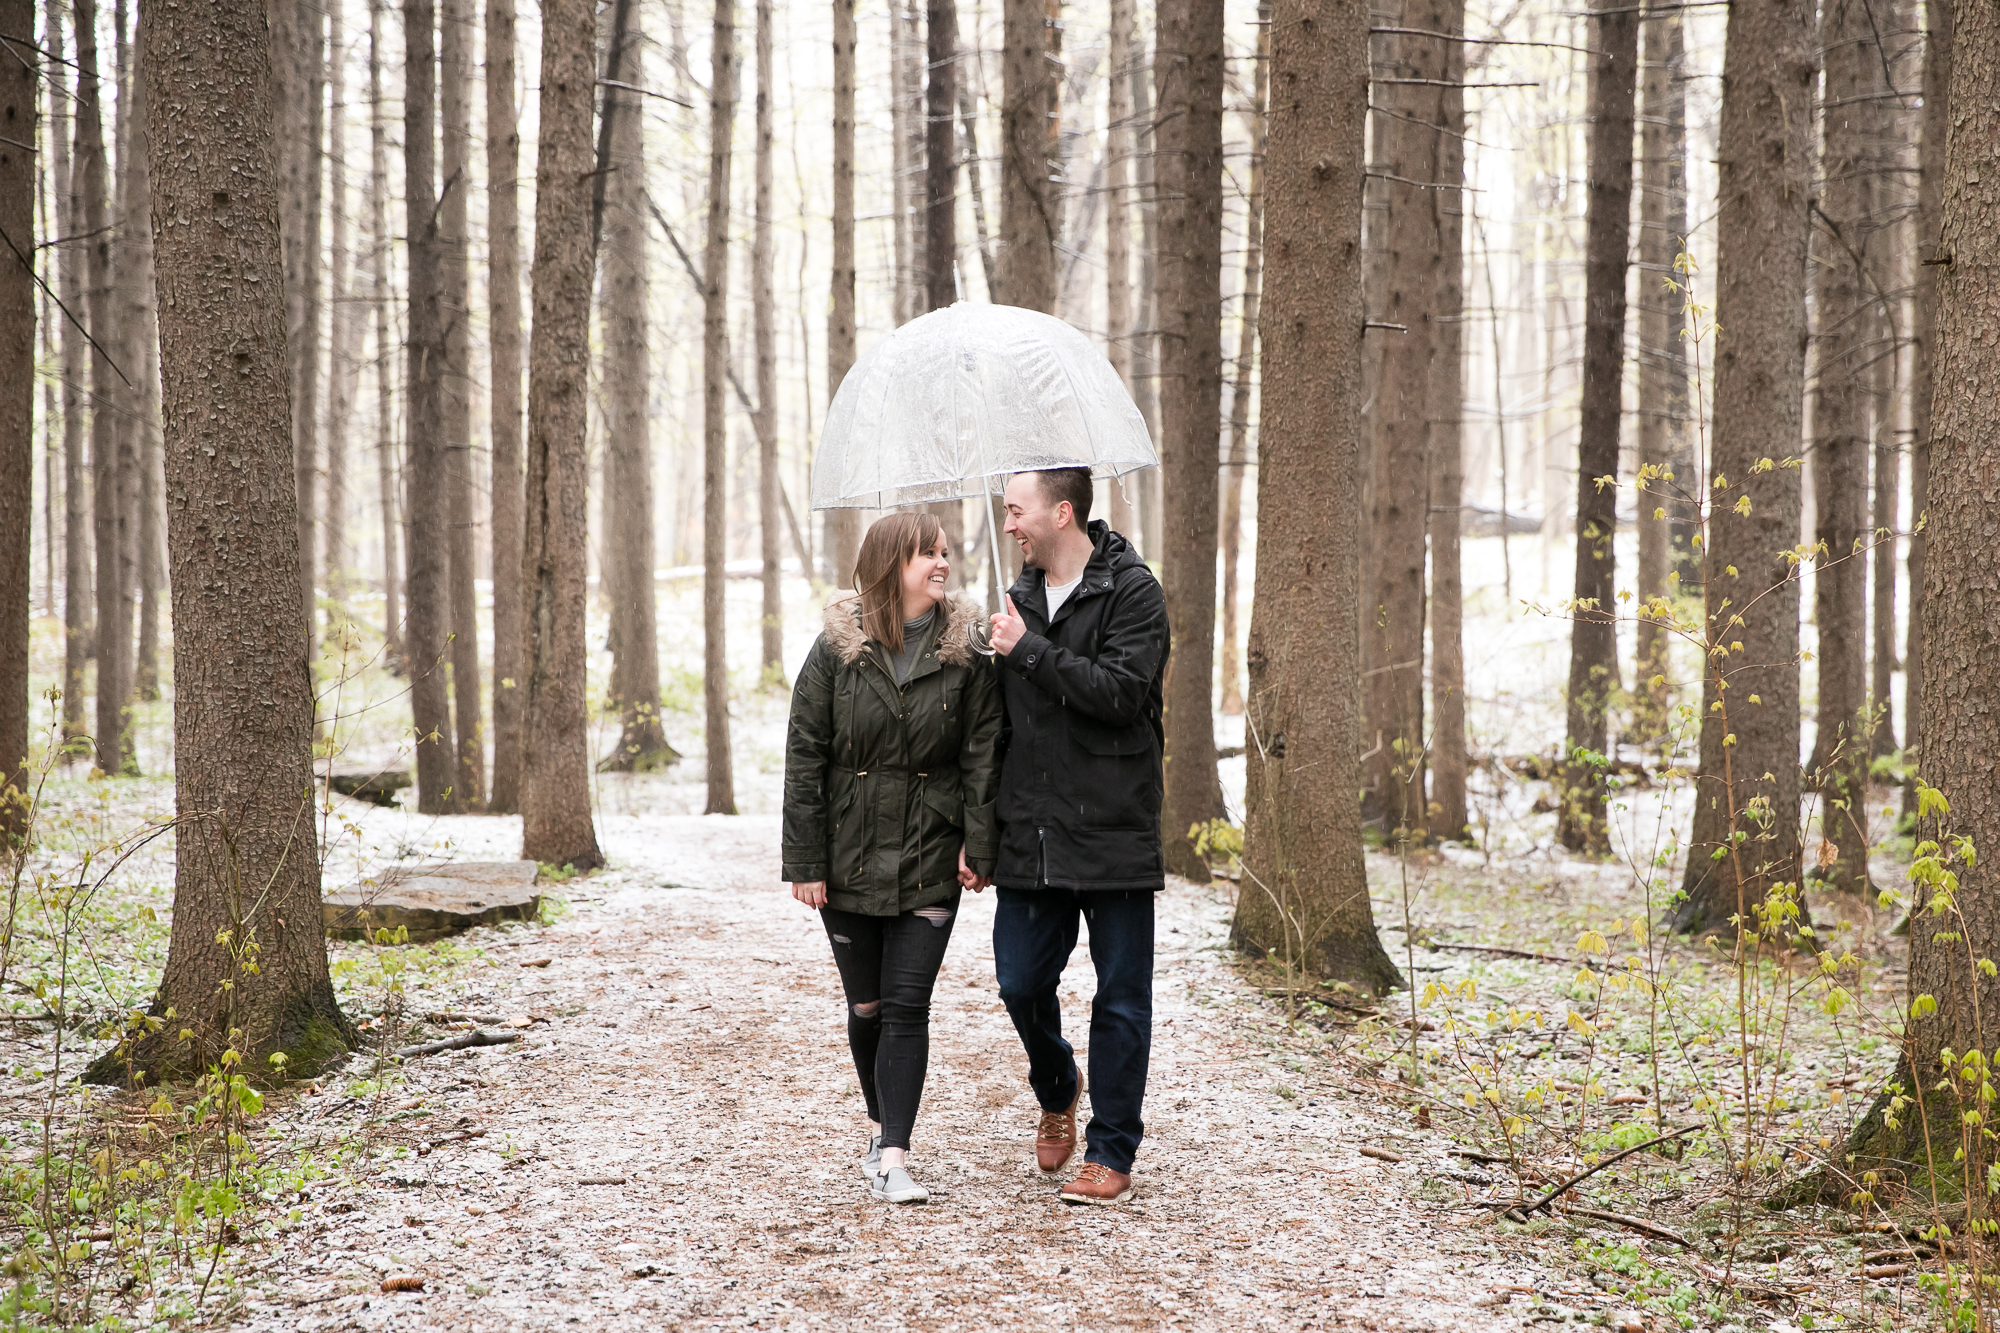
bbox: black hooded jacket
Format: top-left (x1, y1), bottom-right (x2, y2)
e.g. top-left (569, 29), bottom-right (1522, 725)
top-left (994, 521), bottom-right (1170, 891)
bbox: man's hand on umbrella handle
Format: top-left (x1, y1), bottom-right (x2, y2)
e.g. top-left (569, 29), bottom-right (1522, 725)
top-left (990, 596), bottom-right (1027, 657)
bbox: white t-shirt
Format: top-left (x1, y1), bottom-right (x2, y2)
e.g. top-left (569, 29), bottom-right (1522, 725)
top-left (1043, 574), bottom-right (1083, 622)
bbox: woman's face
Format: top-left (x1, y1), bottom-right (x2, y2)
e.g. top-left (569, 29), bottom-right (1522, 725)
top-left (900, 534), bottom-right (951, 613)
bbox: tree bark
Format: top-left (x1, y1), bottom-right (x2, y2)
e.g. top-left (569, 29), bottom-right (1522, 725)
top-left (1232, 0), bottom-right (1401, 995)
top-left (701, 0), bottom-right (738, 815)
top-left (1670, 0), bottom-right (1814, 935)
top-left (77, 0), bottom-right (133, 778)
top-left (926, 0), bottom-right (958, 311)
top-left (1633, 2), bottom-right (1689, 748)
top-left (1557, 0), bottom-right (1638, 853)
top-left (755, 0), bottom-right (781, 668)
top-left (600, 12), bottom-right (674, 771)
top-left (440, 0), bottom-right (484, 808)
top-left (1902, 0), bottom-right (1949, 820)
top-left (1154, 0), bottom-right (1225, 879)
top-left (324, 0), bottom-right (359, 609)
top-left (1216, 5), bottom-right (1267, 720)
top-left (369, 0), bottom-right (403, 673)
top-left (281, 0), bottom-right (324, 669)
top-left (0, 0), bottom-right (32, 842)
top-left (890, 0), bottom-right (915, 323)
top-left (998, 0), bottom-right (1058, 311)
top-left (91, 0), bottom-right (355, 1082)
top-left (1425, 29), bottom-right (1467, 843)
top-left (1130, 44), bottom-right (1161, 560)
top-left (487, 0), bottom-right (526, 808)
top-left (52, 0), bottom-right (89, 751)
top-left (1843, 0), bottom-right (2000, 1181)
top-left (520, 0), bottom-right (606, 867)
top-left (406, 0), bottom-right (457, 812)
top-left (826, 0), bottom-right (861, 586)
top-left (1102, 0), bottom-right (1136, 540)
top-left (124, 35), bottom-right (163, 705)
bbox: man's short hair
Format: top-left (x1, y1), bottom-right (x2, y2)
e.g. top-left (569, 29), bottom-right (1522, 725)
top-left (1035, 467), bottom-right (1093, 526)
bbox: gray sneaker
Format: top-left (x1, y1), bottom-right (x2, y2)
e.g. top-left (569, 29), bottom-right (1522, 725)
top-left (859, 1133), bottom-right (883, 1182)
top-left (869, 1165), bottom-right (929, 1204)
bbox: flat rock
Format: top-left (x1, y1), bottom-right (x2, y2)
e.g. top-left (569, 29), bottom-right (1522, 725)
top-left (323, 860), bottom-right (541, 942)
top-left (323, 767), bottom-right (412, 807)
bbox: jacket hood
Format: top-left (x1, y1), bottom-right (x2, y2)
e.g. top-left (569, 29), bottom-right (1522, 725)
top-left (822, 589), bottom-right (984, 667)
top-left (1008, 520), bottom-right (1148, 603)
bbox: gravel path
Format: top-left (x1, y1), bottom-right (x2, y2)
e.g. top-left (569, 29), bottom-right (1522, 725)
top-left (241, 814), bottom-right (1589, 1331)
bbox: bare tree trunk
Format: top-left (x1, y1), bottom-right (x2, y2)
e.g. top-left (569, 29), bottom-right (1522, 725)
top-left (1868, 363), bottom-right (1898, 757)
top-left (1217, 5), bottom-right (1267, 720)
top-left (1555, 0), bottom-right (1637, 853)
top-left (1426, 12), bottom-right (1468, 842)
top-left (958, 77), bottom-right (996, 296)
top-left (91, 0), bottom-right (356, 1082)
top-left (521, 0), bottom-right (607, 866)
top-left (890, 0), bottom-right (914, 322)
top-left (487, 0), bottom-right (525, 807)
top-left (1670, 0), bottom-right (1814, 934)
top-left (1130, 43), bottom-right (1161, 559)
top-left (1844, 0), bottom-right (2000, 1177)
top-left (369, 0), bottom-right (403, 672)
top-left (1633, 2), bottom-right (1688, 747)
top-left (1903, 0), bottom-right (1949, 819)
top-left (406, 0), bottom-right (457, 812)
top-left (1154, 0), bottom-right (1224, 879)
top-left (998, 0), bottom-right (1057, 311)
top-left (77, 0), bottom-right (133, 777)
top-left (1232, 0), bottom-right (1401, 995)
top-left (755, 0), bottom-right (781, 668)
top-left (0, 0), bottom-right (32, 840)
top-left (52, 0), bottom-right (89, 750)
top-left (1102, 0), bottom-right (1136, 539)
top-left (601, 15), bottom-right (674, 770)
top-left (926, 0), bottom-right (958, 311)
top-left (442, 0), bottom-right (485, 808)
top-left (324, 0), bottom-right (358, 610)
top-left (826, 0), bottom-right (861, 586)
top-left (282, 0), bottom-right (324, 670)
top-left (125, 26), bottom-right (162, 705)
top-left (701, 0), bottom-right (738, 815)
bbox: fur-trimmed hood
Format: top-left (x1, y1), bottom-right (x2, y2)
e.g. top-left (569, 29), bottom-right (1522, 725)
top-left (821, 590), bottom-right (984, 668)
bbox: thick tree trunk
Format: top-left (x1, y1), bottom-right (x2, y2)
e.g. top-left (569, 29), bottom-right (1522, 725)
top-left (0, 0), bottom-right (32, 842)
top-left (124, 44), bottom-right (163, 705)
top-left (926, 0), bottom-right (958, 311)
top-left (998, 0), bottom-right (1057, 311)
top-left (1557, 0), bottom-right (1638, 853)
top-left (77, 0), bottom-right (133, 778)
top-left (487, 0), bottom-right (526, 808)
top-left (701, 0), bottom-right (738, 816)
top-left (1844, 0), bottom-right (2000, 1184)
top-left (1217, 6), bottom-right (1267, 720)
top-left (1670, 0), bottom-right (1814, 935)
top-left (520, 0), bottom-right (606, 867)
top-left (1902, 0), bottom-right (1948, 820)
top-left (441, 0), bottom-right (484, 808)
top-left (405, 0), bottom-right (457, 812)
top-left (1425, 2), bottom-right (1467, 842)
top-left (369, 0), bottom-right (403, 672)
top-left (890, 0), bottom-right (915, 322)
top-left (324, 0), bottom-right (358, 609)
top-left (601, 17), bottom-right (674, 770)
top-left (1154, 0), bottom-right (1225, 879)
top-left (90, 0), bottom-right (355, 1083)
top-left (1131, 45), bottom-right (1161, 560)
top-left (283, 0), bottom-right (324, 671)
top-left (827, 0), bottom-right (861, 586)
top-left (1102, 0), bottom-right (1136, 540)
top-left (1804, 0), bottom-right (1888, 895)
top-left (1233, 0), bottom-right (1401, 996)
top-left (53, 0), bottom-right (89, 750)
top-left (755, 0), bottom-right (782, 668)
top-left (1633, 2), bottom-right (1688, 747)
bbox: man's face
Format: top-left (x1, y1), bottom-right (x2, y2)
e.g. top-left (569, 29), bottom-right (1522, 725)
top-left (1003, 473), bottom-right (1068, 570)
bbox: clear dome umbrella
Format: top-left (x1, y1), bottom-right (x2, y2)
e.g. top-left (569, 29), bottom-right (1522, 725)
top-left (811, 302), bottom-right (1158, 635)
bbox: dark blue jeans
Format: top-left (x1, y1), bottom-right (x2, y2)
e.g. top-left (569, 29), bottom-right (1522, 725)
top-left (992, 887), bottom-right (1154, 1174)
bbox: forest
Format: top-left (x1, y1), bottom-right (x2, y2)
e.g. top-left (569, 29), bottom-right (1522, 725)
top-left (0, 0), bottom-right (1997, 1323)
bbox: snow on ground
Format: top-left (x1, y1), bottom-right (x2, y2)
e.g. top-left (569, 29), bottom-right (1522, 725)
top-left (234, 812), bottom-right (1603, 1332)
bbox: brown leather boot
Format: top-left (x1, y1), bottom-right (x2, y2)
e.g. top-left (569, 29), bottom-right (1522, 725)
top-left (1059, 1162), bottom-right (1134, 1205)
top-left (1034, 1078), bottom-right (1083, 1173)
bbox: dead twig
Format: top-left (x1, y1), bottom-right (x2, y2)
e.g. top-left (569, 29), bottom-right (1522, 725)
top-left (1561, 1205), bottom-right (1694, 1248)
top-left (1482, 1124), bottom-right (1703, 1218)
top-left (390, 1030), bottom-right (524, 1060)
top-left (1424, 940), bottom-right (1573, 965)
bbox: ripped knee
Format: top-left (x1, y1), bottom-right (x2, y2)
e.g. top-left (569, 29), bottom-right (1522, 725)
top-left (851, 1000), bottom-right (882, 1019)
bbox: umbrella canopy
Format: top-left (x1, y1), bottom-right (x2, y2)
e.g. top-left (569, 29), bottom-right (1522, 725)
top-left (810, 302), bottom-right (1157, 511)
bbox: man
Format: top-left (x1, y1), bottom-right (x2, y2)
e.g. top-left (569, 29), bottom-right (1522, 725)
top-left (987, 467), bottom-right (1169, 1205)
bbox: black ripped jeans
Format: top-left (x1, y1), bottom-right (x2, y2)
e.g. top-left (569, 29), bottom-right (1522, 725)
top-left (820, 890), bottom-right (961, 1151)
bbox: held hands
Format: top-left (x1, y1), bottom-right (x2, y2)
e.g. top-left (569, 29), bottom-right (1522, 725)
top-left (791, 881), bottom-right (828, 909)
top-left (957, 846), bottom-right (991, 893)
top-left (989, 595), bottom-right (1027, 657)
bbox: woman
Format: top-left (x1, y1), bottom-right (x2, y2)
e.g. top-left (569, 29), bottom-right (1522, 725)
top-left (782, 512), bottom-right (1001, 1204)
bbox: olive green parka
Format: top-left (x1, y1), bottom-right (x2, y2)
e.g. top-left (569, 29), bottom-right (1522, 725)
top-left (781, 592), bottom-right (1002, 915)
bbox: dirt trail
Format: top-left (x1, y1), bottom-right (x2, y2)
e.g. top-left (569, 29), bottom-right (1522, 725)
top-left (245, 815), bottom-right (1589, 1331)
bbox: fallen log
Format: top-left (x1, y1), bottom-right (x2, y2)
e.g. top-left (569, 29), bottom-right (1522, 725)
top-left (390, 1030), bottom-right (524, 1060)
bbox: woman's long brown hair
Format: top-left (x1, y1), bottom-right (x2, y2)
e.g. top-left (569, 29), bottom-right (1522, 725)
top-left (852, 511), bottom-right (947, 653)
